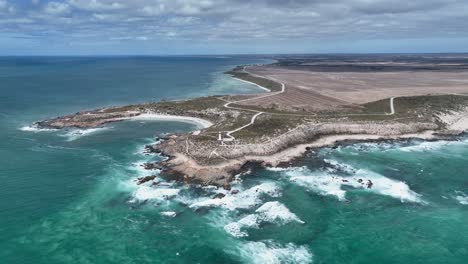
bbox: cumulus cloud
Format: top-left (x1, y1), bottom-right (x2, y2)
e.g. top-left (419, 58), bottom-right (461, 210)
top-left (0, 0), bottom-right (7, 9)
top-left (44, 2), bottom-right (71, 15)
top-left (0, 0), bottom-right (467, 53)
top-left (68, 0), bottom-right (125, 11)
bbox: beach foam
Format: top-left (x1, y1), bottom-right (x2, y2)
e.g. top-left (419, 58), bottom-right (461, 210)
top-left (265, 167), bottom-right (292, 172)
top-left (323, 159), bottom-right (356, 173)
top-left (283, 165), bottom-right (424, 203)
top-left (130, 160), bottom-right (161, 177)
top-left (237, 240), bottom-right (312, 264)
top-left (224, 215), bottom-right (258, 237)
top-left (255, 201), bottom-right (304, 224)
top-left (455, 191), bottom-right (468, 205)
top-left (336, 138), bottom-right (468, 154)
top-left (290, 174), bottom-right (350, 201)
top-left (399, 140), bottom-right (452, 152)
top-left (189, 182), bottom-right (281, 211)
top-left (224, 201), bottom-right (304, 237)
top-left (132, 186), bottom-right (180, 201)
top-left (356, 169), bottom-right (424, 203)
top-left (160, 211), bottom-right (177, 217)
top-left (60, 127), bottom-right (110, 141)
top-left (20, 125), bottom-right (58, 132)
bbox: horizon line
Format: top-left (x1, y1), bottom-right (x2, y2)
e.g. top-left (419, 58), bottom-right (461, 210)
top-left (2, 52), bottom-right (468, 57)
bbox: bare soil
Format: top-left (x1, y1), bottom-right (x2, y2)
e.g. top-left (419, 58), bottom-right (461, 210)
top-left (241, 65), bottom-right (468, 111)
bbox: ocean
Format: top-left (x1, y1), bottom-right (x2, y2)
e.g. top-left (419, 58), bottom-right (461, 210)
top-left (0, 56), bottom-right (467, 264)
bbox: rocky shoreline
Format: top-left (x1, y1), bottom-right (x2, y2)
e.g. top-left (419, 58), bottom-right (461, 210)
top-left (136, 125), bottom-right (466, 188)
top-left (33, 65), bottom-right (468, 188)
top-left (35, 106), bottom-right (468, 188)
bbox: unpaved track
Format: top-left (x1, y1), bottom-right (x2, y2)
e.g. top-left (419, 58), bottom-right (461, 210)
top-left (222, 69), bottom-right (399, 140)
top-left (247, 65), bottom-right (468, 106)
top-left (225, 112), bottom-right (264, 140)
top-left (221, 68), bottom-right (285, 140)
top-left (388, 97), bottom-right (395, 115)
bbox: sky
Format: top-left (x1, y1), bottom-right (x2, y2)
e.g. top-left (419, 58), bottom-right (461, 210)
top-left (0, 0), bottom-right (467, 55)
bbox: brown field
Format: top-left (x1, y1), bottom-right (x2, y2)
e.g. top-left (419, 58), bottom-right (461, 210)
top-left (241, 65), bottom-right (468, 112)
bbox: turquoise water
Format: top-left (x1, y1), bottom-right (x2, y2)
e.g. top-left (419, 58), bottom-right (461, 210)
top-left (1, 57), bottom-right (467, 263)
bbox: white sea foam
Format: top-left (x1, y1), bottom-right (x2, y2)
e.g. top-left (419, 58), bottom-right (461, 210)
top-left (224, 201), bottom-right (304, 237)
top-left (232, 77), bottom-right (271, 92)
top-left (356, 169), bottom-right (424, 203)
top-left (399, 140), bottom-right (451, 152)
top-left (454, 191), bottom-right (468, 205)
top-left (189, 182), bottom-right (281, 211)
top-left (341, 138), bottom-right (468, 154)
top-left (290, 174), bottom-right (350, 201)
top-left (130, 161), bottom-right (161, 178)
top-left (20, 125), bottom-right (58, 132)
top-left (284, 165), bottom-right (424, 203)
top-left (224, 214), bottom-right (258, 237)
top-left (323, 159), bottom-right (355, 173)
top-left (60, 127), bottom-right (110, 141)
top-left (132, 186), bottom-right (180, 201)
top-left (136, 139), bottom-right (162, 155)
top-left (160, 211), bottom-right (177, 217)
top-left (265, 167), bottom-right (293, 172)
top-left (351, 142), bottom-right (397, 151)
top-left (237, 240), bottom-right (312, 264)
top-left (398, 139), bottom-right (468, 153)
top-left (255, 201), bottom-right (304, 224)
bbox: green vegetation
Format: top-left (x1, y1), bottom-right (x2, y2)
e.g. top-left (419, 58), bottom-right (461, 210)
top-left (87, 68), bottom-right (468, 143)
top-left (360, 98), bottom-right (391, 114)
top-left (393, 95), bottom-right (468, 114)
top-left (233, 114), bottom-right (306, 139)
top-left (344, 95), bottom-right (468, 124)
top-left (206, 112), bottom-right (253, 133)
top-left (225, 66), bottom-right (283, 92)
top-left (146, 96), bottom-right (224, 112)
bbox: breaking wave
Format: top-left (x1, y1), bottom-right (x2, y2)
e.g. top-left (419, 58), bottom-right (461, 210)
top-left (224, 201), bottom-right (304, 237)
top-left (236, 240), bottom-right (312, 264)
top-left (281, 163), bottom-right (425, 203)
top-left (189, 182), bottom-right (282, 211)
top-left (454, 191), bottom-right (468, 205)
top-left (20, 125), bottom-right (58, 132)
top-left (60, 127), bottom-right (111, 141)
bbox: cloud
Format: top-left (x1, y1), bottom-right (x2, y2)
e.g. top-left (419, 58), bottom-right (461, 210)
top-left (350, 0), bottom-right (455, 14)
top-left (44, 2), bottom-right (71, 15)
top-left (68, 0), bottom-right (125, 11)
top-left (167, 16), bottom-right (200, 25)
top-left (0, 0), bottom-right (14, 14)
top-left (0, 0), bottom-right (7, 9)
top-left (1, 0), bottom-right (468, 54)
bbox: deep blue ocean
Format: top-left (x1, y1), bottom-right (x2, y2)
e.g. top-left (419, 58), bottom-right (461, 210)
top-left (0, 56), bottom-right (467, 264)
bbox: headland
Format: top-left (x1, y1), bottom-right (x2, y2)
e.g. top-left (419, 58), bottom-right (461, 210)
top-left (35, 55), bottom-right (468, 187)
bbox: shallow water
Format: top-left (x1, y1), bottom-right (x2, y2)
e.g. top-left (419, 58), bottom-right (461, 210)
top-left (1, 57), bottom-right (467, 263)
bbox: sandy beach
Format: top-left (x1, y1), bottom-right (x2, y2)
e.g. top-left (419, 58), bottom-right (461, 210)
top-left (231, 77), bottom-right (271, 92)
top-left (130, 113), bottom-right (213, 129)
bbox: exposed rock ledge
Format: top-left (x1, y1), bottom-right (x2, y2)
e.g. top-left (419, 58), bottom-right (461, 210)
top-left (34, 101), bottom-right (468, 188)
top-left (149, 120), bottom-right (465, 187)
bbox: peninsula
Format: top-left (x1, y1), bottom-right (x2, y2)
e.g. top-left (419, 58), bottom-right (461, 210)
top-left (35, 55), bottom-right (468, 187)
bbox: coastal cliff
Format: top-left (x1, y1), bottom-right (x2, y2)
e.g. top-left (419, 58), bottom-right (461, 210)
top-left (33, 62), bottom-right (468, 187)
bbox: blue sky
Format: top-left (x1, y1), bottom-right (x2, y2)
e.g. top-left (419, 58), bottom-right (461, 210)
top-left (0, 0), bottom-right (467, 55)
